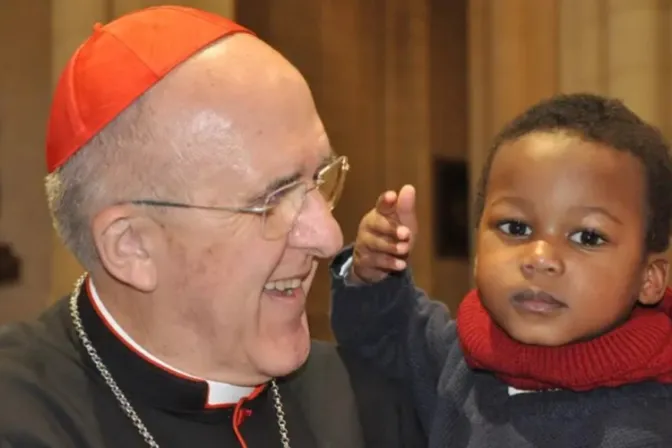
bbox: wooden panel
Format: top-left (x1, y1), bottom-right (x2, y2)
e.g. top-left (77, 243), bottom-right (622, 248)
top-left (112, 0), bottom-right (234, 18)
top-left (559, 0), bottom-right (609, 93)
top-left (606, 0), bottom-right (669, 124)
top-left (0, 1), bottom-right (53, 319)
top-left (429, 0), bottom-right (470, 311)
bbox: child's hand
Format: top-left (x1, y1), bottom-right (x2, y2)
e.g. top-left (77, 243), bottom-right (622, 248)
top-left (351, 185), bottom-right (417, 284)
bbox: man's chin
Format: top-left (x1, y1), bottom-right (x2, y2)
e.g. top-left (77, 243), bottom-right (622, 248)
top-left (258, 329), bottom-right (311, 378)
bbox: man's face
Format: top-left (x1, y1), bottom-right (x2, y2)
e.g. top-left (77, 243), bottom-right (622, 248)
top-left (151, 36), bottom-right (344, 383)
top-left (475, 131), bottom-right (658, 347)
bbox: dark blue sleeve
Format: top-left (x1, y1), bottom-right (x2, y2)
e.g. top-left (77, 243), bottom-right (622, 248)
top-left (329, 246), bottom-right (459, 424)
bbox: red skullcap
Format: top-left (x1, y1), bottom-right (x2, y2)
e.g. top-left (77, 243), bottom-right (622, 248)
top-left (46, 6), bottom-right (254, 173)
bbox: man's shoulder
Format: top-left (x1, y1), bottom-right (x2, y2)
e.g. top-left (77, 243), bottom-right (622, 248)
top-left (0, 300), bottom-right (89, 435)
top-left (0, 298), bottom-right (75, 375)
top-left (0, 315), bottom-right (55, 384)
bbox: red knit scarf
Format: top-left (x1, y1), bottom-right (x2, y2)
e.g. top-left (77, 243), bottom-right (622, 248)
top-left (456, 288), bottom-right (672, 391)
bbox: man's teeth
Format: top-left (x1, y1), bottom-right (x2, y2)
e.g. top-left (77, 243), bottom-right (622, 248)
top-left (264, 278), bottom-right (302, 293)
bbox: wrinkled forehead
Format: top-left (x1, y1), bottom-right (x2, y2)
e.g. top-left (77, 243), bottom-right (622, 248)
top-left (146, 34), bottom-right (331, 198)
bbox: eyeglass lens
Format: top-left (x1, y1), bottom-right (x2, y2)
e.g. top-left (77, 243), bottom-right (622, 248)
top-left (261, 158), bottom-right (346, 239)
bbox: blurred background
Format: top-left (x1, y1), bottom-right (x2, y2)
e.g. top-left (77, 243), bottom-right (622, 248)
top-left (1, 0), bottom-right (671, 340)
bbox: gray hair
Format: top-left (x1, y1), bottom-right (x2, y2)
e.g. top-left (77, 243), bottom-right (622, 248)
top-left (45, 97), bottom-right (178, 270)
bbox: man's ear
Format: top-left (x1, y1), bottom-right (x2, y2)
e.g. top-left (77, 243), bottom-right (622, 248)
top-left (91, 205), bottom-right (159, 292)
top-left (638, 256), bottom-right (669, 306)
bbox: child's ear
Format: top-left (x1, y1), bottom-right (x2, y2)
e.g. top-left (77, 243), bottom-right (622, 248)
top-left (638, 256), bottom-right (669, 306)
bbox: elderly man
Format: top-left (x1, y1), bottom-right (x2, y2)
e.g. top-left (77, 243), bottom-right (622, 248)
top-left (0, 6), bottom-right (424, 448)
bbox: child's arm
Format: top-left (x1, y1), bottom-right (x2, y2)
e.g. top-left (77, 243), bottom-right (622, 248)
top-left (329, 186), bottom-right (459, 417)
top-left (330, 248), bottom-right (454, 381)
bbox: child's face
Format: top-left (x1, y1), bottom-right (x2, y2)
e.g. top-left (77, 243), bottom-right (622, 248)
top-left (474, 131), bottom-right (667, 346)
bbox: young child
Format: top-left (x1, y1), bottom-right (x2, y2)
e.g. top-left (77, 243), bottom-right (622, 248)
top-left (330, 93), bottom-right (672, 448)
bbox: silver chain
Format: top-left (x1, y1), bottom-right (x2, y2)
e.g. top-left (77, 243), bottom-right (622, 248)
top-left (68, 274), bottom-right (291, 447)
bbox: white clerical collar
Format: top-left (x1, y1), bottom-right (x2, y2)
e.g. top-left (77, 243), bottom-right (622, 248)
top-left (87, 279), bottom-right (255, 406)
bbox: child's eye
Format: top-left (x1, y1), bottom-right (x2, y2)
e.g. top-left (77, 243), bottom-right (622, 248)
top-left (568, 229), bottom-right (607, 247)
top-left (497, 220), bottom-right (532, 237)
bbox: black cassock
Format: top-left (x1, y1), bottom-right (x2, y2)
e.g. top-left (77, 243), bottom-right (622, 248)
top-left (0, 285), bottom-right (425, 447)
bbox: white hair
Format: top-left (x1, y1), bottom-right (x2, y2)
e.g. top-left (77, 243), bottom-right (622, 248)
top-left (45, 97), bottom-right (182, 270)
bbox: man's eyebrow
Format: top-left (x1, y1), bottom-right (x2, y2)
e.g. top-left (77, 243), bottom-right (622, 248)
top-left (248, 172), bottom-right (302, 204)
top-left (248, 151), bottom-right (336, 204)
top-left (315, 154), bottom-right (332, 172)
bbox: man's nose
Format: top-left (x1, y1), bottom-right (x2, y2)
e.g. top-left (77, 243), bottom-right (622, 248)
top-left (288, 190), bottom-right (344, 258)
top-left (520, 240), bottom-right (564, 277)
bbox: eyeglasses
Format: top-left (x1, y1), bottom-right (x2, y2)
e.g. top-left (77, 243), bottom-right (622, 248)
top-left (129, 155), bottom-right (349, 240)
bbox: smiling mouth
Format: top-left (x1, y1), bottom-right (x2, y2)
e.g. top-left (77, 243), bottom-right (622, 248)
top-left (510, 289), bottom-right (567, 314)
top-left (263, 272), bottom-right (311, 299)
top-left (264, 278), bottom-right (302, 296)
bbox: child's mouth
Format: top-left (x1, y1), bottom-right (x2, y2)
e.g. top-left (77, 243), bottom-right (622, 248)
top-left (510, 289), bottom-right (567, 314)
